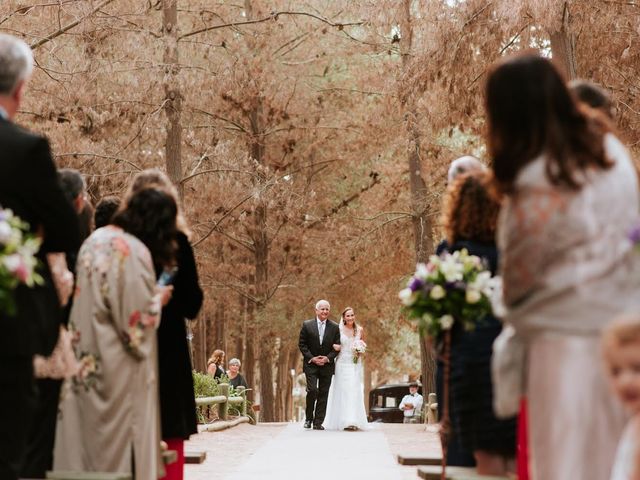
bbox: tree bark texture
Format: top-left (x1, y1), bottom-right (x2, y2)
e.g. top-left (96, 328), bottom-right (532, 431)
top-left (400, 0), bottom-right (436, 396)
top-left (163, 0), bottom-right (183, 195)
top-left (549, 3), bottom-right (578, 80)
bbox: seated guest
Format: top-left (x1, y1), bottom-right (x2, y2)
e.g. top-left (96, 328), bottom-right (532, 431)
top-left (54, 188), bottom-right (176, 480)
top-left (207, 349), bottom-right (226, 379)
top-left (569, 79), bottom-right (614, 120)
top-left (227, 358), bottom-right (248, 389)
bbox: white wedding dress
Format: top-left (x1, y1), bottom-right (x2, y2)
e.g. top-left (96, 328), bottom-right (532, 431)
top-left (322, 324), bottom-right (369, 430)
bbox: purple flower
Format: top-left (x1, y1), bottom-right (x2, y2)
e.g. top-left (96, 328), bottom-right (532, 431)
top-left (445, 281), bottom-right (466, 291)
top-left (409, 277), bottom-right (425, 292)
top-left (630, 224), bottom-right (640, 244)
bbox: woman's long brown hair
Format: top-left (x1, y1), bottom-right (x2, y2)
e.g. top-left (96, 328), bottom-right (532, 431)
top-left (485, 51), bottom-right (612, 194)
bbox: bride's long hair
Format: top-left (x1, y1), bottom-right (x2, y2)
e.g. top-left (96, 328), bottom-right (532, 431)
top-left (340, 307), bottom-right (359, 335)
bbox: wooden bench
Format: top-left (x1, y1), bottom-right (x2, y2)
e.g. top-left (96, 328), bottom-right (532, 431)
top-left (185, 450), bottom-right (207, 464)
top-left (397, 454), bottom-right (442, 465)
top-left (417, 465), bottom-right (510, 480)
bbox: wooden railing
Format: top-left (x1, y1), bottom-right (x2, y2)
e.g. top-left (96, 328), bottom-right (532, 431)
top-left (196, 383), bottom-right (248, 421)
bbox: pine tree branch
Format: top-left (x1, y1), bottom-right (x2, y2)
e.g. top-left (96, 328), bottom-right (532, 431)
top-left (179, 10), bottom-right (363, 41)
top-left (30, 0), bottom-right (117, 50)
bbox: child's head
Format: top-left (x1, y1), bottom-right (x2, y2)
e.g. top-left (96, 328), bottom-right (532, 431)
top-left (603, 314), bottom-right (640, 413)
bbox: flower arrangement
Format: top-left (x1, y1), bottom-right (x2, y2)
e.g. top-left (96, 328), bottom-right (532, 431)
top-left (0, 208), bottom-right (43, 315)
top-left (399, 249), bottom-right (496, 338)
top-left (352, 339), bottom-right (367, 364)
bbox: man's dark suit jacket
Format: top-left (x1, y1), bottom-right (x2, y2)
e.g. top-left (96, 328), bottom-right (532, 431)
top-left (298, 318), bottom-right (341, 375)
top-left (0, 118), bottom-right (80, 358)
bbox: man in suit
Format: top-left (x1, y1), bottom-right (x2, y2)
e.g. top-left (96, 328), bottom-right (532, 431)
top-left (0, 34), bottom-right (80, 480)
top-left (298, 299), bottom-right (341, 430)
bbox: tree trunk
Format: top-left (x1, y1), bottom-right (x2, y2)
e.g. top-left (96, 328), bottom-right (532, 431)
top-left (244, 295), bottom-right (256, 402)
top-left (549, 3), bottom-right (577, 80)
top-left (275, 342), bottom-right (290, 421)
top-left (400, 0), bottom-right (436, 395)
top-left (162, 0), bottom-right (183, 194)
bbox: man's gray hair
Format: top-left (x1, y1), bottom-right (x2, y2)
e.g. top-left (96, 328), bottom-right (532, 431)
top-left (228, 358), bottom-right (241, 367)
top-left (315, 299), bottom-right (330, 310)
top-left (0, 34), bottom-right (33, 96)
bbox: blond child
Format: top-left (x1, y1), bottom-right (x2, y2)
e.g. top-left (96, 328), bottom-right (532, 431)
top-left (603, 314), bottom-right (640, 480)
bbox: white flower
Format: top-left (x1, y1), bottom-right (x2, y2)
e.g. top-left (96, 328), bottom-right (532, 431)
top-left (3, 253), bottom-right (21, 273)
top-left (466, 288), bottom-right (482, 304)
top-left (415, 263), bottom-right (429, 280)
top-left (421, 313), bottom-right (433, 325)
top-left (399, 288), bottom-right (415, 306)
top-left (0, 221), bottom-right (11, 244)
top-left (430, 285), bottom-right (446, 300)
top-left (470, 271), bottom-right (492, 293)
top-left (440, 256), bottom-right (464, 282)
top-left (439, 315), bottom-right (454, 330)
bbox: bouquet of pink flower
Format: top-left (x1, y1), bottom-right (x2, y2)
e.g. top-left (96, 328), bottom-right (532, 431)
top-left (399, 249), bottom-right (496, 338)
top-left (352, 339), bottom-right (367, 364)
top-left (0, 208), bottom-right (43, 315)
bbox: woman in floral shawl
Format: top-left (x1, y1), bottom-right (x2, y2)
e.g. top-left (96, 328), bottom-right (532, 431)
top-left (54, 188), bottom-right (176, 480)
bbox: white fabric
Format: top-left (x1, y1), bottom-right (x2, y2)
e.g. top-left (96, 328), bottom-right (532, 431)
top-left (399, 393), bottom-right (423, 418)
top-left (611, 419), bottom-right (638, 480)
top-left (323, 325), bottom-right (369, 430)
top-left (317, 318), bottom-right (326, 344)
top-left (498, 133), bottom-right (640, 336)
top-left (528, 334), bottom-right (627, 480)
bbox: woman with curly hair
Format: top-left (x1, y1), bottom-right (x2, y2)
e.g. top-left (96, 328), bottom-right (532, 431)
top-left (436, 170), bottom-right (516, 475)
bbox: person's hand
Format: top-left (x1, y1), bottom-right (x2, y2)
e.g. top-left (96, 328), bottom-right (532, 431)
top-left (157, 285), bottom-right (174, 306)
top-left (319, 356), bottom-right (330, 365)
top-left (310, 356), bottom-right (322, 366)
top-left (404, 403), bottom-right (413, 409)
top-left (332, 344), bottom-right (341, 352)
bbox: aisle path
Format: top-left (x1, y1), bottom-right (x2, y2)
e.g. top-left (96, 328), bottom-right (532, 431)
top-left (186, 422), bottom-right (440, 480)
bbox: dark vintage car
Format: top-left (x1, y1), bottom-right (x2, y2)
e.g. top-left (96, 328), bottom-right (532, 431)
top-left (368, 382), bottom-right (423, 423)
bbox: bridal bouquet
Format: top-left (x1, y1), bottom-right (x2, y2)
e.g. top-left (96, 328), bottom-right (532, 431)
top-left (352, 339), bottom-right (367, 364)
top-left (399, 249), bottom-right (495, 338)
top-left (0, 208), bottom-right (43, 315)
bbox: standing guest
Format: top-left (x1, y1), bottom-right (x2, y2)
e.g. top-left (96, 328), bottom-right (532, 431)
top-left (126, 169), bottom-right (203, 480)
top-left (207, 349), bottom-right (226, 379)
top-left (447, 155), bottom-right (486, 183)
top-left (487, 51), bottom-right (638, 480)
top-left (436, 155), bottom-right (487, 468)
top-left (399, 383), bottom-right (423, 424)
top-left (94, 195), bottom-right (121, 229)
top-left (0, 33), bottom-right (80, 480)
top-left (22, 169), bottom-right (88, 478)
top-left (569, 79), bottom-right (615, 120)
top-left (438, 171), bottom-right (516, 475)
top-left (298, 300), bottom-right (341, 430)
top-left (53, 188), bottom-right (176, 480)
top-left (227, 358), bottom-right (248, 389)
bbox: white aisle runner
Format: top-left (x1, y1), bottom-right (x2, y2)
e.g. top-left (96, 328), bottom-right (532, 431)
top-left (224, 422), bottom-right (407, 480)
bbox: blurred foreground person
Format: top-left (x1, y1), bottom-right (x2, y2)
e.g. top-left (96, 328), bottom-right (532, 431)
top-left (487, 51), bottom-right (638, 480)
top-left (54, 188), bottom-right (176, 480)
top-left (0, 33), bottom-right (79, 480)
top-left (127, 169), bottom-right (203, 480)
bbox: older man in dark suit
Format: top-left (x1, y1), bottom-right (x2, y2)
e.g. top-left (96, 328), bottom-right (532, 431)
top-left (0, 33), bottom-right (80, 479)
top-left (298, 299), bottom-right (341, 430)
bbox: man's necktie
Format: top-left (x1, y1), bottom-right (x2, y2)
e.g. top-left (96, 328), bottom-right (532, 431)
top-left (319, 322), bottom-right (325, 344)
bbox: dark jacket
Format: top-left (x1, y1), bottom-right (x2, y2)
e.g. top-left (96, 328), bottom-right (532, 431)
top-left (156, 232), bottom-right (203, 439)
top-left (298, 318), bottom-right (341, 375)
top-left (0, 119), bottom-right (80, 357)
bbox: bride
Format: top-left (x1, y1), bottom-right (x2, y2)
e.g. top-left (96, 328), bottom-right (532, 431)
top-left (323, 307), bottom-right (369, 431)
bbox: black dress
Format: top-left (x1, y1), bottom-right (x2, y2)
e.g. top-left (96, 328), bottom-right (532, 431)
top-left (156, 232), bottom-right (203, 440)
top-left (436, 240), bottom-right (516, 457)
top-left (229, 373), bottom-right (248, 389)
